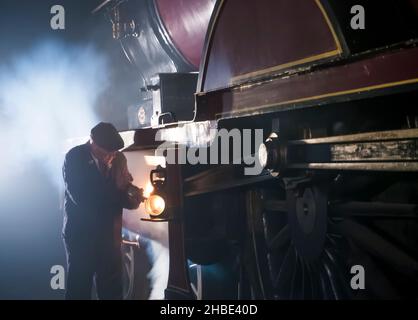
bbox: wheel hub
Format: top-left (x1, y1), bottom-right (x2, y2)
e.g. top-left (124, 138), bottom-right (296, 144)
top-left (287, 185), bottom-right (327, 261)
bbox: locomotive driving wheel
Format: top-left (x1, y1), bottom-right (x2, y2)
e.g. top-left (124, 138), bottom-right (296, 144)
top-left (244, 176), bottom-right (418, 299)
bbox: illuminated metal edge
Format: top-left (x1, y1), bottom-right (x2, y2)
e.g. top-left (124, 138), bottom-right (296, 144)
top-left (156, 120), bottom-right (218, 147)
top-left (290, 128), bottom-right (418, 145)
top-left (91, 0), bottom-right (114, 14)
top-left (258, 143), bottom-right (268, 169)
top-left (120, 130), bottom-right (136, 149)
top-left (144, 155), bottom-right (166, 168)
top-left (141, 218), bottom-right (171, 222)
top-left (122, 239), bottom-right (140, 247)
top-left (288, 162), bottom-right (418, 172)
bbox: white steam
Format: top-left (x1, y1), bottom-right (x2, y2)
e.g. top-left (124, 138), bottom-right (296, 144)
top-left (146, 239), bottom-right (169, 300)
top-left (0, 41), bottom-right (106, 188)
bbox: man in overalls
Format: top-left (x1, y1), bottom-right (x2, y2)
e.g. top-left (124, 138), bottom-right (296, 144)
top-left (62, 122), bottom-right (143, 299)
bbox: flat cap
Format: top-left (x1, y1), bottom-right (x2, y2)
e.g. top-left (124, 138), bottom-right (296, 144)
top-left (91, 122), bottom-right (124, 152)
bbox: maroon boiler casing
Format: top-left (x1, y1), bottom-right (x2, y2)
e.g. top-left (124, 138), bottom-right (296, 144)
top-left (155, 0), bottom-right (216, 69)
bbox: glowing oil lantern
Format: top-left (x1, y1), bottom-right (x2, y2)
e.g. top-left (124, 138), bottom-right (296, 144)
top-left (143, 165), bottom-right (168, 220)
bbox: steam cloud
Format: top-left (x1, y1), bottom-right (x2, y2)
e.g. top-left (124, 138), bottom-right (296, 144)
top-left (0, 41), bottom-right (107, 188)
top-left (146, 239), bottom-right (169, 300)
top-left (0, 41), bottom-right (170, 300)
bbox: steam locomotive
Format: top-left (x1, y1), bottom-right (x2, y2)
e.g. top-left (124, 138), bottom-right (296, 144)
top-left (95, 0), bottom-right (418, 299)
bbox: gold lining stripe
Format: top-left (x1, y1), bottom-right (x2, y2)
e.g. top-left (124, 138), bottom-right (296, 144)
top-left (231, 0), bottom-right (343, 85)
top-left (217, 78), bottom-right (418, 118)
top-left (199, 0), bottom-right (226, 92)
top-left (231, 50), bottom-right (340, 84)
top-left (315, 0), bottom-right (343, 53)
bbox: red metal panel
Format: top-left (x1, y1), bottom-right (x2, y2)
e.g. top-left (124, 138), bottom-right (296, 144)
top-left (155, 0), bottom-right (215, 68)
top-left (201, 0), bottom-right (342, 92)
top-left (408, 0), bottom-right (418, 13)
top-left (196, 47), bottom-right (418, 119)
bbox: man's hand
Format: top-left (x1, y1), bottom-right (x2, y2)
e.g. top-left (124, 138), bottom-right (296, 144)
top-left (125, 185), bottom-right (145, 210)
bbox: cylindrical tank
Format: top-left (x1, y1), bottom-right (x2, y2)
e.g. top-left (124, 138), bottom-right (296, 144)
top-left (155, 0), bottom-right (216, 69)
top-left (115, 0), bottom-right (215, 88)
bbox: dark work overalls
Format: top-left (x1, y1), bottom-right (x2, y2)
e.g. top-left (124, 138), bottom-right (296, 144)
top-left (62, 143), bottom-right (125, 300)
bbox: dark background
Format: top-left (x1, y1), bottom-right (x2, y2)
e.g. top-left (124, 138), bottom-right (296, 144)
top-left (0, 0), bottom-right (139, 299)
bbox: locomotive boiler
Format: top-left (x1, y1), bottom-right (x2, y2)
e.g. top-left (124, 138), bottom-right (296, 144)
top-left (96, 0), bottom-right (418, 299)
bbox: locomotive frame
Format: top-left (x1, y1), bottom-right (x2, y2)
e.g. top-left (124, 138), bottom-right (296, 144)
top-left (97, 0), bottom-right (418, 299)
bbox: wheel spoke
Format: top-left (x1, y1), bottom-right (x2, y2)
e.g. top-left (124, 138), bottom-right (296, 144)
top-left (326, 234), bottom-right (344, 251)
top-left (318, 262), bottom-right (334, 300)
top-left (324, 246), bottom-right (353, 299)
top-left (290, 253), bottom-right (304, 299)
top-left (323, 261), bottom-right (340, 299)
top-left (275, 247), bottom-right (297, 299)
top-left (339, 220), bottom-right (418, 281)
top-left (302, 261), bottom-right (313, 299)
top-left (328, 221), bottom-right (344, 238)
top-left (330, 201), bottom-right (418, 219)
top-left (323, 248), bottom-right (347, 300)
top-left (268, 224), bottom-right (290, 251)
top-left (264, 200), bottom-right (287, 212)
top-left (348, 241), bottom-right (400, 299)
top-left (309, 263), bottom-right (324, 299)
top-left (300, 256), bottom-right (305, 299)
